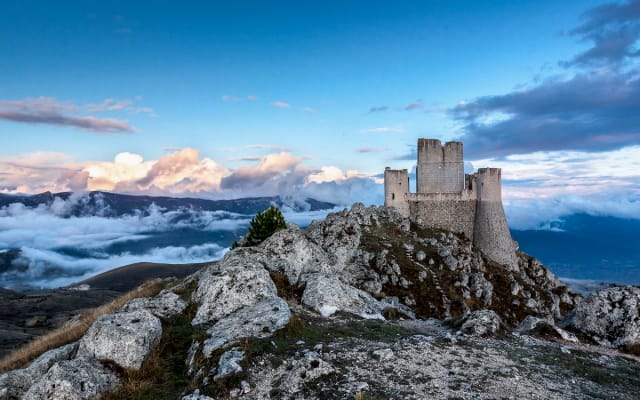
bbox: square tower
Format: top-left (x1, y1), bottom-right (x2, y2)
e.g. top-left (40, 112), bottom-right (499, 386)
top-left (416, 139), bottom-right (464, 193)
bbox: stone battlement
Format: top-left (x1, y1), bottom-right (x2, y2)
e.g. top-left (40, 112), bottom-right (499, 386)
top-left (384, 139), bottom-right (517, 266)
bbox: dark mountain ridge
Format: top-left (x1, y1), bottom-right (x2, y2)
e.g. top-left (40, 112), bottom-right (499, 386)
top-left (0, 191), bottom-right (336, 217)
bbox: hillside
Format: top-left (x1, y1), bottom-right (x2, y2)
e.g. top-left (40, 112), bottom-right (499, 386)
top-left (1, 204), bottom-right (639, 399)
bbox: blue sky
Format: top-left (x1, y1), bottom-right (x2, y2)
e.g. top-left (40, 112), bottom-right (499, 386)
top-left (1, 0), bottom-right (640, 228)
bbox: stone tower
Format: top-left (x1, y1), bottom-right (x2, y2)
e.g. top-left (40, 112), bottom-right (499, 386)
top-left (384, 138), bottom-right (518, 267)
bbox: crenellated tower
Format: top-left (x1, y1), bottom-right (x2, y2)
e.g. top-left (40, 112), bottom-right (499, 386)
top-left (384, 138), bottom-right (517, 267)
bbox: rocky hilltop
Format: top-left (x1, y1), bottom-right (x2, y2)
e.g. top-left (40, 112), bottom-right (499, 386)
top-left (1, 204), bottom-right (639, 399)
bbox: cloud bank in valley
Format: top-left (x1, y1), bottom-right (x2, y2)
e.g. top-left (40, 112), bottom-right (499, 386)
top-left (0, 195), bottom-right (341, 289)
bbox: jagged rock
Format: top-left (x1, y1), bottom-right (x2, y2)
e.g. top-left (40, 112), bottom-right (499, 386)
top-left (301, 274), bottom-right (384, 319)
top-left (203, 297), bottom-right (290, 357)
top-left (216, 348), bottom-right (244, 379)
top-left (516, 316), bottom-right (578, 343)
top-left (573, 286), bottom-right (640, 348)
top-left (122, 290), bottom-right (187, 319)
top-left (0, 342), bottom-right (78, 399)
top-left (192, 254), bottom-right (278, 325)
top-left (78, 309), bottom-right (162, 370)
top-left (22, 358), bottom-right (119, 400)
top-left (460, 309), bottom-right (503, 336)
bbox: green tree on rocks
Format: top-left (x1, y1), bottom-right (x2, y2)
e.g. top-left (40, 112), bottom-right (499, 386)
top-left (233, 205), bottom-right (286, 248)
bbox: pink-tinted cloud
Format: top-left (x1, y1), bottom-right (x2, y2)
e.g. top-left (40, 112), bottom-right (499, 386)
top-left (221, 152), bottom-right (302, 189)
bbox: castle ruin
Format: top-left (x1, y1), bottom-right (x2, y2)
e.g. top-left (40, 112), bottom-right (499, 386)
top-left (384, 138), bottom-right (518, 266)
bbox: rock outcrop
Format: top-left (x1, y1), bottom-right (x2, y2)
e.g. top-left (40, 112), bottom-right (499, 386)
top-left (3, 203), bottom-right (640, 399)
top-left (573, 286), bottom-right (640, 348)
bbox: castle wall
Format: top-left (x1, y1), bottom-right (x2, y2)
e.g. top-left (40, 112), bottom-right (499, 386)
top-left (384, 167), bottom-right (410, 217)
top-left (416, 139), bottom-right (464, 194)
top-left (472, 168), bottom-right (518, 267)
top-left (408, 194), bottom-right (476, 240)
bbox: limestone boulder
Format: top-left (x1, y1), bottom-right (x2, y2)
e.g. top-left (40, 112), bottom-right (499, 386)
top-left (122, 290), bottom-right (187, 319)
top-left (459, 309), bottom-right (503, 336)
top-left (192, 254), bottom-right (277, 325)
top-left (78, 309), bottom-right (162, 370)
top-left (22, 358), bottom-right (120, 400)
top-left (301, 274), bottom-right (384, 319)
top-left (203, 297), bottom-right (291, 357)
top-left (0, 342), bottom-right (78, 400)
top-left (258, 226), bottom-right (333, 285)
top-left (573, 286), bottom-right (640, 348)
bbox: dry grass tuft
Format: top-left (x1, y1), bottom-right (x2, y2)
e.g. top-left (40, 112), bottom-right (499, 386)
top-left (0, 278), bottom-right (168, 373)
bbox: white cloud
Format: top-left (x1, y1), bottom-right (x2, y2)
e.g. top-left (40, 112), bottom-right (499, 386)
top-left (272, 101), bottom-right (290, 108)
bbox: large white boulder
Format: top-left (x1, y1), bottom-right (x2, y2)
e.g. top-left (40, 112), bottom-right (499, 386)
top-left (78, 309), bottom-right (162, 370)
top-left (573, 286), bottom-right (640, 348)
top-left (301, 274), bottom-right (384, 319)
top-left (192, 255), bottom-right (278, 325)
top-left (258, 226), bottom-right (333, 285)
top-left (23, 358), bottom-right (119, 400)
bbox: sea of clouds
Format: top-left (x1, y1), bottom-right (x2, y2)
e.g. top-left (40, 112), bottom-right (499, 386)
top-left (0, 196), bottom-right (340, 290)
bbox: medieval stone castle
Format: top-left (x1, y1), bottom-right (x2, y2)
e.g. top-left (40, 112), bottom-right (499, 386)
top-left (384, 138), bottom-right (517, 266)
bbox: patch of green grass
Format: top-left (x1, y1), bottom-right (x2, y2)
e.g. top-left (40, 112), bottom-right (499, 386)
top-left (241, 314), bottom-right (411, 366)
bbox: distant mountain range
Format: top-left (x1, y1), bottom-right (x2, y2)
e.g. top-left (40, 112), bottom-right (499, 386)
top-left (0, 191), bottom-right (336, 217)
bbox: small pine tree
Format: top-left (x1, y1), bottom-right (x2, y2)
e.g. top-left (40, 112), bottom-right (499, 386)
top-left (233, 205), bottom-right (286, 248)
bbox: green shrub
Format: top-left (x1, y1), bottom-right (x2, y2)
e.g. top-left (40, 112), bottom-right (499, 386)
top-left (233, 205), bottom-right (286, 248)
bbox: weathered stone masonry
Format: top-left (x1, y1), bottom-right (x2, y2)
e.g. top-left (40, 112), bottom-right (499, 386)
top-left (384, 138), bottom-right (517, 266)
